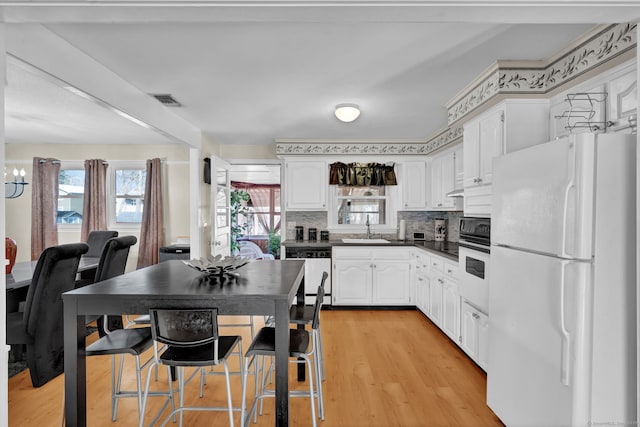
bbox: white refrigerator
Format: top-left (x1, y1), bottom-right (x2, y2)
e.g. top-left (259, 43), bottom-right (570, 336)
top-left (488, 133), bottom-right (637, 426)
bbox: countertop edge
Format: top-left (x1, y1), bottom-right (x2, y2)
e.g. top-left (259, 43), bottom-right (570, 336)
top-left (282, 239), bottom-right (459, 261)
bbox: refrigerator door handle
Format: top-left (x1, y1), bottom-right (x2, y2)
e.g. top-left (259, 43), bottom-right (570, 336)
top-left (559, 260), bottom-right (571, 386)
top-left (560, 142), bottom-right (576, 259)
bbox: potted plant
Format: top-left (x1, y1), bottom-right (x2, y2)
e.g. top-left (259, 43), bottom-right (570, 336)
top-left (230, 190), bottom-right (250, 254)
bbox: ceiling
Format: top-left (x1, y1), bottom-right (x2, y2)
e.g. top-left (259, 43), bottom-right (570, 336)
top-left (3, 2), bottom-right (638, 147)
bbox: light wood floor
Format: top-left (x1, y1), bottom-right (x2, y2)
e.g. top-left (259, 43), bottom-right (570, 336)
top-left (9, 310), bottom-right (504, 426)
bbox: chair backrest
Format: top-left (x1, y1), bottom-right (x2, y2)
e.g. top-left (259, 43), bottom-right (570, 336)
top-left (23, 243), bottom-right (89, 338)
top-left (85, 230), bottom-right (119, 258)
top-left (239, 240), bottom-right (274, 260)
top-left (319, 271), bottom-right (328, 290)
top-left (94, 235), bottom-right (137, 282)
top-left (94, 236), bottom-right (137, 335)
top-left (150, 308), bottom-right (221, 362)
top-left (312, 284), bottom-right (325, 331)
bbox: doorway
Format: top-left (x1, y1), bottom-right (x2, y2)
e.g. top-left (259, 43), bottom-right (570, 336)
top-left (229, 163), bottom-right (282, 259)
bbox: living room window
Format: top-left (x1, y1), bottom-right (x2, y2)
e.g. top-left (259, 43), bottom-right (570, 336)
top-left (111, 164), bottom-right (146, 225)
top-left (57, 163), bottom-right (85, 225)
top-left (58, 161), bottom-right (148, 228)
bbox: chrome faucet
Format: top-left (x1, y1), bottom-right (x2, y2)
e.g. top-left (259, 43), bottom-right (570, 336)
top-left (366, 214), bottom-right (371, 239)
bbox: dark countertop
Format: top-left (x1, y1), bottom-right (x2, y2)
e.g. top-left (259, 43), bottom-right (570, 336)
top-left (282, 239), bottom-right (458, 261)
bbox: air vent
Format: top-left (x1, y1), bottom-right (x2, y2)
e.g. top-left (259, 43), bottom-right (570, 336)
top-left (151, 94), bottom-right (182, 107)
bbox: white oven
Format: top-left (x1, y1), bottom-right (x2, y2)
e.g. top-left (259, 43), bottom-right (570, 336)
top-left (458, 217), bottom-right (491, 313)
top-left (459, 244), bottom-right (490, 312)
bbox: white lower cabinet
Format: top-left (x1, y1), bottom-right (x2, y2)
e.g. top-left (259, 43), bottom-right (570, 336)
top-left (372, 261), bottom-right (412, 305)
top-left (460, 300), bottom-right (489, 371)
top-left (332, 260), bottom-right (372, 305)
top-left (428, 276), bottom-right (444, 326)
top-left (332, 247), bottom-right (412, 306)
top-left (441, 278), bottom-right (460, 342)
top-left (418, 251), bottom-right (461, 345)
top-left (413, 251), bottom-right (431, 315)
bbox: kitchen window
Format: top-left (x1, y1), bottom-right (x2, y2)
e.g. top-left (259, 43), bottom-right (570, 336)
top-left (328, 184), bottom-right (398, 232)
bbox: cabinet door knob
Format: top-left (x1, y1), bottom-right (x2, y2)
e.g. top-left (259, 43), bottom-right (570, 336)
top-left (472, 313), bottom-right (480, 319)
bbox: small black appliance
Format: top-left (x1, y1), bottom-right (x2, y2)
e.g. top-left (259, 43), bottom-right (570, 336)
top-left (308, 228), bottom-right (317, 241)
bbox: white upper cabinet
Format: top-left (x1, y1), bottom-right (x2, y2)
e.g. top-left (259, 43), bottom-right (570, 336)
top-left (549, 60), bottom-right (636, 138)
top-left (463, 99), bottom-right (549, 217)
top-left (607, 67), bottom-right (637, 130)
top-left (453, 144), bottom-right (464, 191)
top-left (284, 159), bottom-right (327, 210)
top-left (399, 160), bottom-right (428, 210)
top-left (429, 143), bottom-right (462, 211)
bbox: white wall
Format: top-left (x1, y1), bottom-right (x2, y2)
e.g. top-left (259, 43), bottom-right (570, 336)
top-left (5, 142), bottom-right (190, 271)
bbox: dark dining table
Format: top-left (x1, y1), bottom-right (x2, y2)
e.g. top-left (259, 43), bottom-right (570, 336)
top-left (6, 256), bottom-right (100, 291)
top-left (6, 256), bottom-right (100, 312)
top-left (62, 259), bottom-right (305, 427)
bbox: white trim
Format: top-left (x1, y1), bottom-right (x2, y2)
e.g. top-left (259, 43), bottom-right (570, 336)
top-left (446, 23), bottom-right (637, 125)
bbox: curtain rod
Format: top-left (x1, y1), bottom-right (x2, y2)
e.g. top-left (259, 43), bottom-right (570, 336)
top-left (37, 160), bottom-right (109, 165)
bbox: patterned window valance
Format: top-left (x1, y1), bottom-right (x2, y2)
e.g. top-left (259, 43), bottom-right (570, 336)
top-left (329, 162), bottom-right (397, 186)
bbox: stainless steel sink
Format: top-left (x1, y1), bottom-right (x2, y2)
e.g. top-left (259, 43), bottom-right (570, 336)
top-left (341, 238), bottom-right (390, 244)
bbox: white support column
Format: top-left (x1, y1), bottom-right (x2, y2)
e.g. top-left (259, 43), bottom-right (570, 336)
top-left (0, 22), bottom-right (9, 427)
top-left (636, 22), bottom-right (640, 426)
top-left (189, 147), bottom-right (201, 259)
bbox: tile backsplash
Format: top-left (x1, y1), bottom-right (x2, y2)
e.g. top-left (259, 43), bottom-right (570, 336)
top-left (285, 210), bottom-right (462, 242)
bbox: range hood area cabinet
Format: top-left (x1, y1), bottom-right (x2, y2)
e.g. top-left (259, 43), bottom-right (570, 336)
top-left (429, 143), bottom-right (463, 211)
top-left (284, 158), bottom-right (327, 211)
top-left (463, 99), bottom-right (550, 217)
top-left (398, 142), bottom-right (463, 212)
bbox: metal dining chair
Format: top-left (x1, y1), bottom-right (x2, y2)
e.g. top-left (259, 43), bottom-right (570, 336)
top-left (241, 285), bottom-right (325, 427)
top-left (141, 308), bottom-right (244, 427)
top-left (83, 236), bottom-right (172, 424)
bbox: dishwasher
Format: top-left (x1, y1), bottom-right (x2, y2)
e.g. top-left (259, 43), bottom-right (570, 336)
top-left (284, 246), bottom-right (332, 305)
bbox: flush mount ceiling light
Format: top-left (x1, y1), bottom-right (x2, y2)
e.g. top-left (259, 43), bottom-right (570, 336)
top-left (335, 103), bottom-right (361, 123)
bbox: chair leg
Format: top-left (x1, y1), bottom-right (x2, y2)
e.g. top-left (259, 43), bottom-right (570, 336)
top-left (60, 392), bottom-right (65, 427)
top-left (313, 332), bottom-right (324, 420)
top-left (178, 367), bottom-right (185, 427)
top-left (222, 360), bottom-right (235, 427)
top-left (134, 355), bottom-right (144, 423)
top-left (139, 362), bottom-right (154, 427)
top-left (112, 354), bottom-right (126, 421)
top-left (318, 324), bottom-right (326, 381)
top-left (303, 355), bottom-right (317, 427)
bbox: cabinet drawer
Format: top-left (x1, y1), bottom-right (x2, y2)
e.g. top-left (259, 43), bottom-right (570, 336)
top-left (444, 261), bottom-right (458, 279)
top-left (332, 247), bottom-right (372, 260)
top-left (372, 248), bottom-right (411, 260)
top-left (430, 257), bottom-right (444, 272)
top-left (414, 251), bottom-right (431, 273)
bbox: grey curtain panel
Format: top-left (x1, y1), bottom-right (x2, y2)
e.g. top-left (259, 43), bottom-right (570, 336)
top-left (31, 157), bottom-right (60, 260)
top-left (80, 159), bottom-right (108, 242)
top-left (137, 158), bottom-right (164, 268)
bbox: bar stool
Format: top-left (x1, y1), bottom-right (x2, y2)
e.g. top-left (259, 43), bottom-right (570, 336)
top-left (241, 285), bottom-right (325, 427)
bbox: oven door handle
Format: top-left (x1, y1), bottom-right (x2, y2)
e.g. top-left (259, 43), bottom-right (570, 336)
top-left (458, 241), bottom-right (490, 254)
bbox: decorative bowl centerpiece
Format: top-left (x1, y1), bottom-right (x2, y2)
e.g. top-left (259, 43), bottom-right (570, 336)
top-left (184, 255), bottom-right (252, 282)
